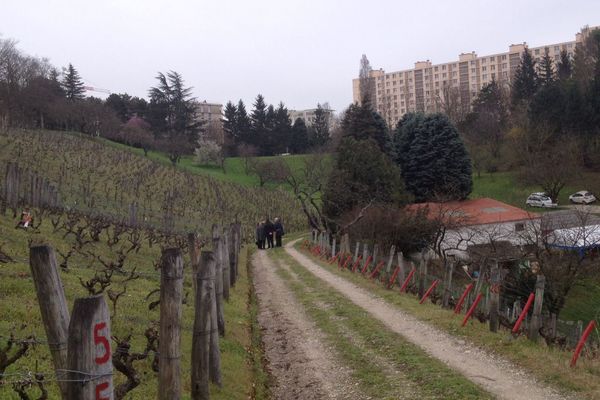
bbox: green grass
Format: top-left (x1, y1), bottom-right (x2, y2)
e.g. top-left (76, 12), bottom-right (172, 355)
top-left (268, 248), bottom-right (492, 400)
top-left (0, 213), bottom-right (264, 399)
top-left (561, 279), bottom-right (600, 322)
top-left (296, 242), bottom-right (600, 399)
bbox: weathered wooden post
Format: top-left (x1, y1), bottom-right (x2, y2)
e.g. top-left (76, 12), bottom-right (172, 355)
top-left (211, 226), bottom-right (225, 336)
top-left (29, 245), bottom-right (70, 400)
top-left (187, 233), bottom-right (201, 293)
top-left (331, 237), bottom-right (337, 259)
top-left (159, 248), bottom-right (184, 399)
top-left (208, 235), bottom-right (223, 386)
top-left (372, 243), bottom-right (379, 266)
top-left (489, 261), bottom-right (501, 332)
top-left (528, 274), bottom-right (545, 341)
top-left (192, 251), bottom-right (215, 400)
top-left (362, 243), bottom-right (369, 269)
top-left (442, 260), bottom-right (455, 309)
top-left (353, 242), bottom-right (360, 263)
top-left (67, 295), bottom-right (113, 400)
top-left (385, 245), bottom-right (396, 275)
top-left (397, 252), bottom-right (406, 284)
top-left (228, 223), bottom-right (239, 287)
top-left (222, 229), bottom-right (231, 301)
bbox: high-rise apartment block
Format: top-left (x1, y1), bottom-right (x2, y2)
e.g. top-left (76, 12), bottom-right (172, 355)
top-left (289, 107), bottom-right (334, 126)
top-left (352, 26), bottom-right (596, 127)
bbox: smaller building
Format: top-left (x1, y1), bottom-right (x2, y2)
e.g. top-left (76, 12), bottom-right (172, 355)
top-left (289, 107), bottom-right (334, 127)
top-left (194, 100), bottom-right (224, 143)
top-left (407, 198), bottom-right (540, 259)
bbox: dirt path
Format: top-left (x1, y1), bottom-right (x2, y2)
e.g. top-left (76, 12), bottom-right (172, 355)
top-left (252, 250), bottom-right (366, 400)
top-left (285, 240), bottom-right (570, 400)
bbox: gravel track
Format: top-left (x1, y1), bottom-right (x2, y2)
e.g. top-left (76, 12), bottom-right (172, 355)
top-left (286, 240), bottom-right (570, 400)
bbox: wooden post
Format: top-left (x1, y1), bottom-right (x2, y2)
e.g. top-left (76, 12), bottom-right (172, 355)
top-left (353, 242), bottom-right (360, 263)
top-left (212, 225), bottom-right (225, 336)
top-left (385, 245), bottom-right (396, 275)
top-left (192, 251), bottom-right (215, 400)
top-left (331, 237), bottom-right (336, 258)
top-left (29, 245), bottom-right (70, 400)
top-left (528, 275), bottom-right (545, 341)
top-left (372, 244), bottom-right (379, 267)
top-left (222, 228), bottom-right (231, 301)
top-left (442, 260), bottom-right (455, 309)
top-left (550, 313), bottom-right (557, 339)
top-left (397, 252), bottom-right (406, 284)
top-left (418, 259), bottom-right (427, 299)
top-left (228, 223), bottom-right (239, 287)
top-left (67, 295), bottom-right (113, 400)
top-left (362, 243), bottom-right (369, 269)
top-left (489, 261), bottom-right (500, 332)
top-left (187, 233), bottom-right (201, 294)
top-left (159, 248), bottom-right (184, 399)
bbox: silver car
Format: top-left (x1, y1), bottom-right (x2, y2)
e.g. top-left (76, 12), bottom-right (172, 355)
top-left (569, 191), bottom-right (596, 204)
top-left (526, 193), bottom-right (556, 208)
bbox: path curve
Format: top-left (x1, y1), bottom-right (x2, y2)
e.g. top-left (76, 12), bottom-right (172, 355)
top-left (286, 240), bottom-right (570, 400)
top-left (252, 250), bottom-right (366, 400)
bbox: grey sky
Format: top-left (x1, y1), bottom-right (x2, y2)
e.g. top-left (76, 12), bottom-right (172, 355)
top-left (2, 0), bottom-right (598, 113)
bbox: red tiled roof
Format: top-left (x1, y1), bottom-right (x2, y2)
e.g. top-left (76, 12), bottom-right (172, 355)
top-left (406, 198), bottom-right (540, 226)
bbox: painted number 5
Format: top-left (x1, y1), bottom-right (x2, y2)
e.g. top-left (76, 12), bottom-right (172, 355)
top-left (94, 322), bottom-right (110, 365)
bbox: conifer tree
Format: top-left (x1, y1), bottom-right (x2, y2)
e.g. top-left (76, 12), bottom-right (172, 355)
top-left (557, 49), bottom-right (573, 81)
top-left (273, 102), bottom-right (292, 154)
top-left (537, 48), bottom-right (555, 86)
top-left (222, 101), bottom-right (238, 154)
top-left (236, 100), bottom-right (252, 145)
top-left (511, 48), bottom-right (539, 105)
top-left (62, 63), bottom-right (85, 101)
top-left (394, 113), bottom-right (472, 202)
top-left (310, 103), bottom-right (330, 148)
top-left (250, 94), bottom-right (268, 152)
top-left (290, 117), bottom-right (309, 154)
top-left (340, 97), bottom-right (390, 154)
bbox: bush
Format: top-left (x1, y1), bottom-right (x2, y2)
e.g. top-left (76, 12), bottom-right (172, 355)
top-left (195, 138), bottom-right (223, 166)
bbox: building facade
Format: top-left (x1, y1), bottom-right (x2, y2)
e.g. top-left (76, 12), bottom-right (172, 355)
top-left (194, 100), bottom-right (224, 143)
top-left (353, 26), bottom-right (596, 127)
top-left (289, 107), bottom-right (334, 126)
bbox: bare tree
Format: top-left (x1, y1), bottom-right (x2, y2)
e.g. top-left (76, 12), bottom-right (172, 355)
top-left (358, 54), bottom-right (376, 106)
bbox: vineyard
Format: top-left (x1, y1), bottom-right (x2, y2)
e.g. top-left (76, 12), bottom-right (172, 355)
top-left (0, 129), bottom-right (306, 237)
top-left (0, 128), bottom-right (303, 399)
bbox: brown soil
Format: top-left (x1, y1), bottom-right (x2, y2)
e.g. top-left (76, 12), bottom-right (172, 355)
top-left (285, 240), bottom-right (571, 400)
top-left (252, 250), bottom-right (366, 400)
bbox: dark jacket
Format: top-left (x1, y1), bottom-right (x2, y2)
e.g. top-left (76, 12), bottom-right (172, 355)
top-left (274, 221), bottom-right (284, 236)
top-left (256, 224), bottom-right (265, 241)
top-left (264, 221), bottom-right (275, 237)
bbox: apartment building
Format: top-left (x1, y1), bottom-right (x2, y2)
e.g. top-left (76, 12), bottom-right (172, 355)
top-left (289, 107), bottom-right (334, 127)
top-left (352, 26), bottom-right (596, 127)
top-left (194, 100), bottom-right (224, 142)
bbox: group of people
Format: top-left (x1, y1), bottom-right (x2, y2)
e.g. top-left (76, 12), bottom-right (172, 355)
top-left (256, 218), bottom-right (284, 249)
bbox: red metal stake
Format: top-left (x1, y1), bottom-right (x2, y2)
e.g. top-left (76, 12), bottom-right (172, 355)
top-left (360, 256), bottom-right (373, 275)
top-left (342, 255), bottom-right (352, 270)
top-left (399, 268), bottom-right (416, 292)
top-left (387, 266), bottom-right (400, 289)
top-left (419, 279), bottom-right (440, 304)
top-left (461, 293), bottom-right (483, 327)
top-left (369, 261), bottom-right (385, 280)
top-left (453, 283), bottom-right (474, 314)
top-left (351, 256), bottom-right (363, 272)
top-left (571, 320), bottom-right (597, 367)
top-left (512, 293), bottom-right (535, 333)
top-left (329, 253), bottom-right (339, 264)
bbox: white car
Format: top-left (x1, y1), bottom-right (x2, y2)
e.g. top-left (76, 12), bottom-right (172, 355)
top-left (569, 191), bottom-right (596, 204)
top-left (526, 193), bottom-right (557, 208)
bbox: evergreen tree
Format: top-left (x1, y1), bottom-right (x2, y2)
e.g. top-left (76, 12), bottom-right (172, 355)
top-left (273, 102), bottom-right (292, 154)
top-left (148, 71), bottom-right (202, 164)
top-left (222, 101), bottom-right (238, 154)
top-left (557, 49), bottom-right (573, 81)
top-left (322, 137), bottom-right (406, 222)
top-left (236, 100), bottom-right (252, 146)
top-left (310, 103), bottom-right (330, 148)
top-left (250, 94), bottom-right (268, 153)
top-left (511, 48), bottom-right (539, 105)
top-left (290, 117), bottom-right (309, 154)
top-left (537, 48), bottom-right (555, 86)
top-left (62, 63), bottom-right (85, 101)
top-left (394, 113), bottom-right (472, 202)
top-left (340, 97), bottom-right (390, 154)
top-left (263, 104), bottom-right (277, 155)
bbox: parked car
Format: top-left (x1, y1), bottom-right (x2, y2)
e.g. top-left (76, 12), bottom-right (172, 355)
top-left (525, 193), bottom-right (557, 208)
top-left (569, 190), bottom-right (596, 204)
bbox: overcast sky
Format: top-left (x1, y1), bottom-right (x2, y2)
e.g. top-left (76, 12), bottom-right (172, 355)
top-left (2, 0), bottom-right (598, 113)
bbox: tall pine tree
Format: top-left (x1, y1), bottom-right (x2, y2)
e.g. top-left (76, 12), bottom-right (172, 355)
top-left (511, 48), bottom-right (539, 105)
top-left (250, 94), bottom-right (268, 153)
top-left (273, 102), bottom-right (291, 154)
top-left (62, 63), bottom-right (85, 102)
top-left (341, 97), bottom-right (390, 154)
top-left (222, 101), bottom-right (238, 155)
top-left (290, 117), bottom-right (309, 154)
top-left (557, 49), bottom-right (573, 81)
top-left (310, 103), bottom-right (330, 148)
top-left (537, 48), bottom-right (555, 86)
top-left (236, 100), bottom-right (252, 145)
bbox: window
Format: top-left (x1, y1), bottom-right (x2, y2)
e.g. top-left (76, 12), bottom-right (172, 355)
top-left (482, 74), bottom-right (487, 80)
top-left (471, 68), bottom-right (476, 73)
top-left (554, 45), bottom-right (560, 51)
top-left (502, 63), bottom-right (507, 69)
top-left (491, 73), bottom-right (496, 80)
top-left (393, 88), bottom-right (397, 93)
top-left (534, 49), bottom-right (540, 55)
top-left (435, 82), bottom-right (439, 87)
top-left (515, 223), bottom-right (525, 232)
top-left (501, 55), bottom-right (507, 60)
top-left (470, 60), bottom-right (475, 65)
top-left (393, 95), bottom-right (397, 99)
top-left (453, 79), bottom-right (458, 84)
top-left (490, 56), bottom-right (495, 62)
top-left (503, 71), bottom-right (508, 77)
top-left (434, 66), bottom-right (439, 71)
top-left (435, 74), bottom-right (439, 79)
top-left (491, 65), bottom-right (495, 71)
top-left (442, 65), bottom-right (446, 70)
top-left (452, 71), bottom-right (457, 77)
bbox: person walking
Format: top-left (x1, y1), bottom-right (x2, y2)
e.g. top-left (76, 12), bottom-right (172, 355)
top-left (256, 221), bottom-right (265, 249)
top-left (274, 217), bottom-right (284, 247)
top-left (264, 218), bottom-right (275, 249)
